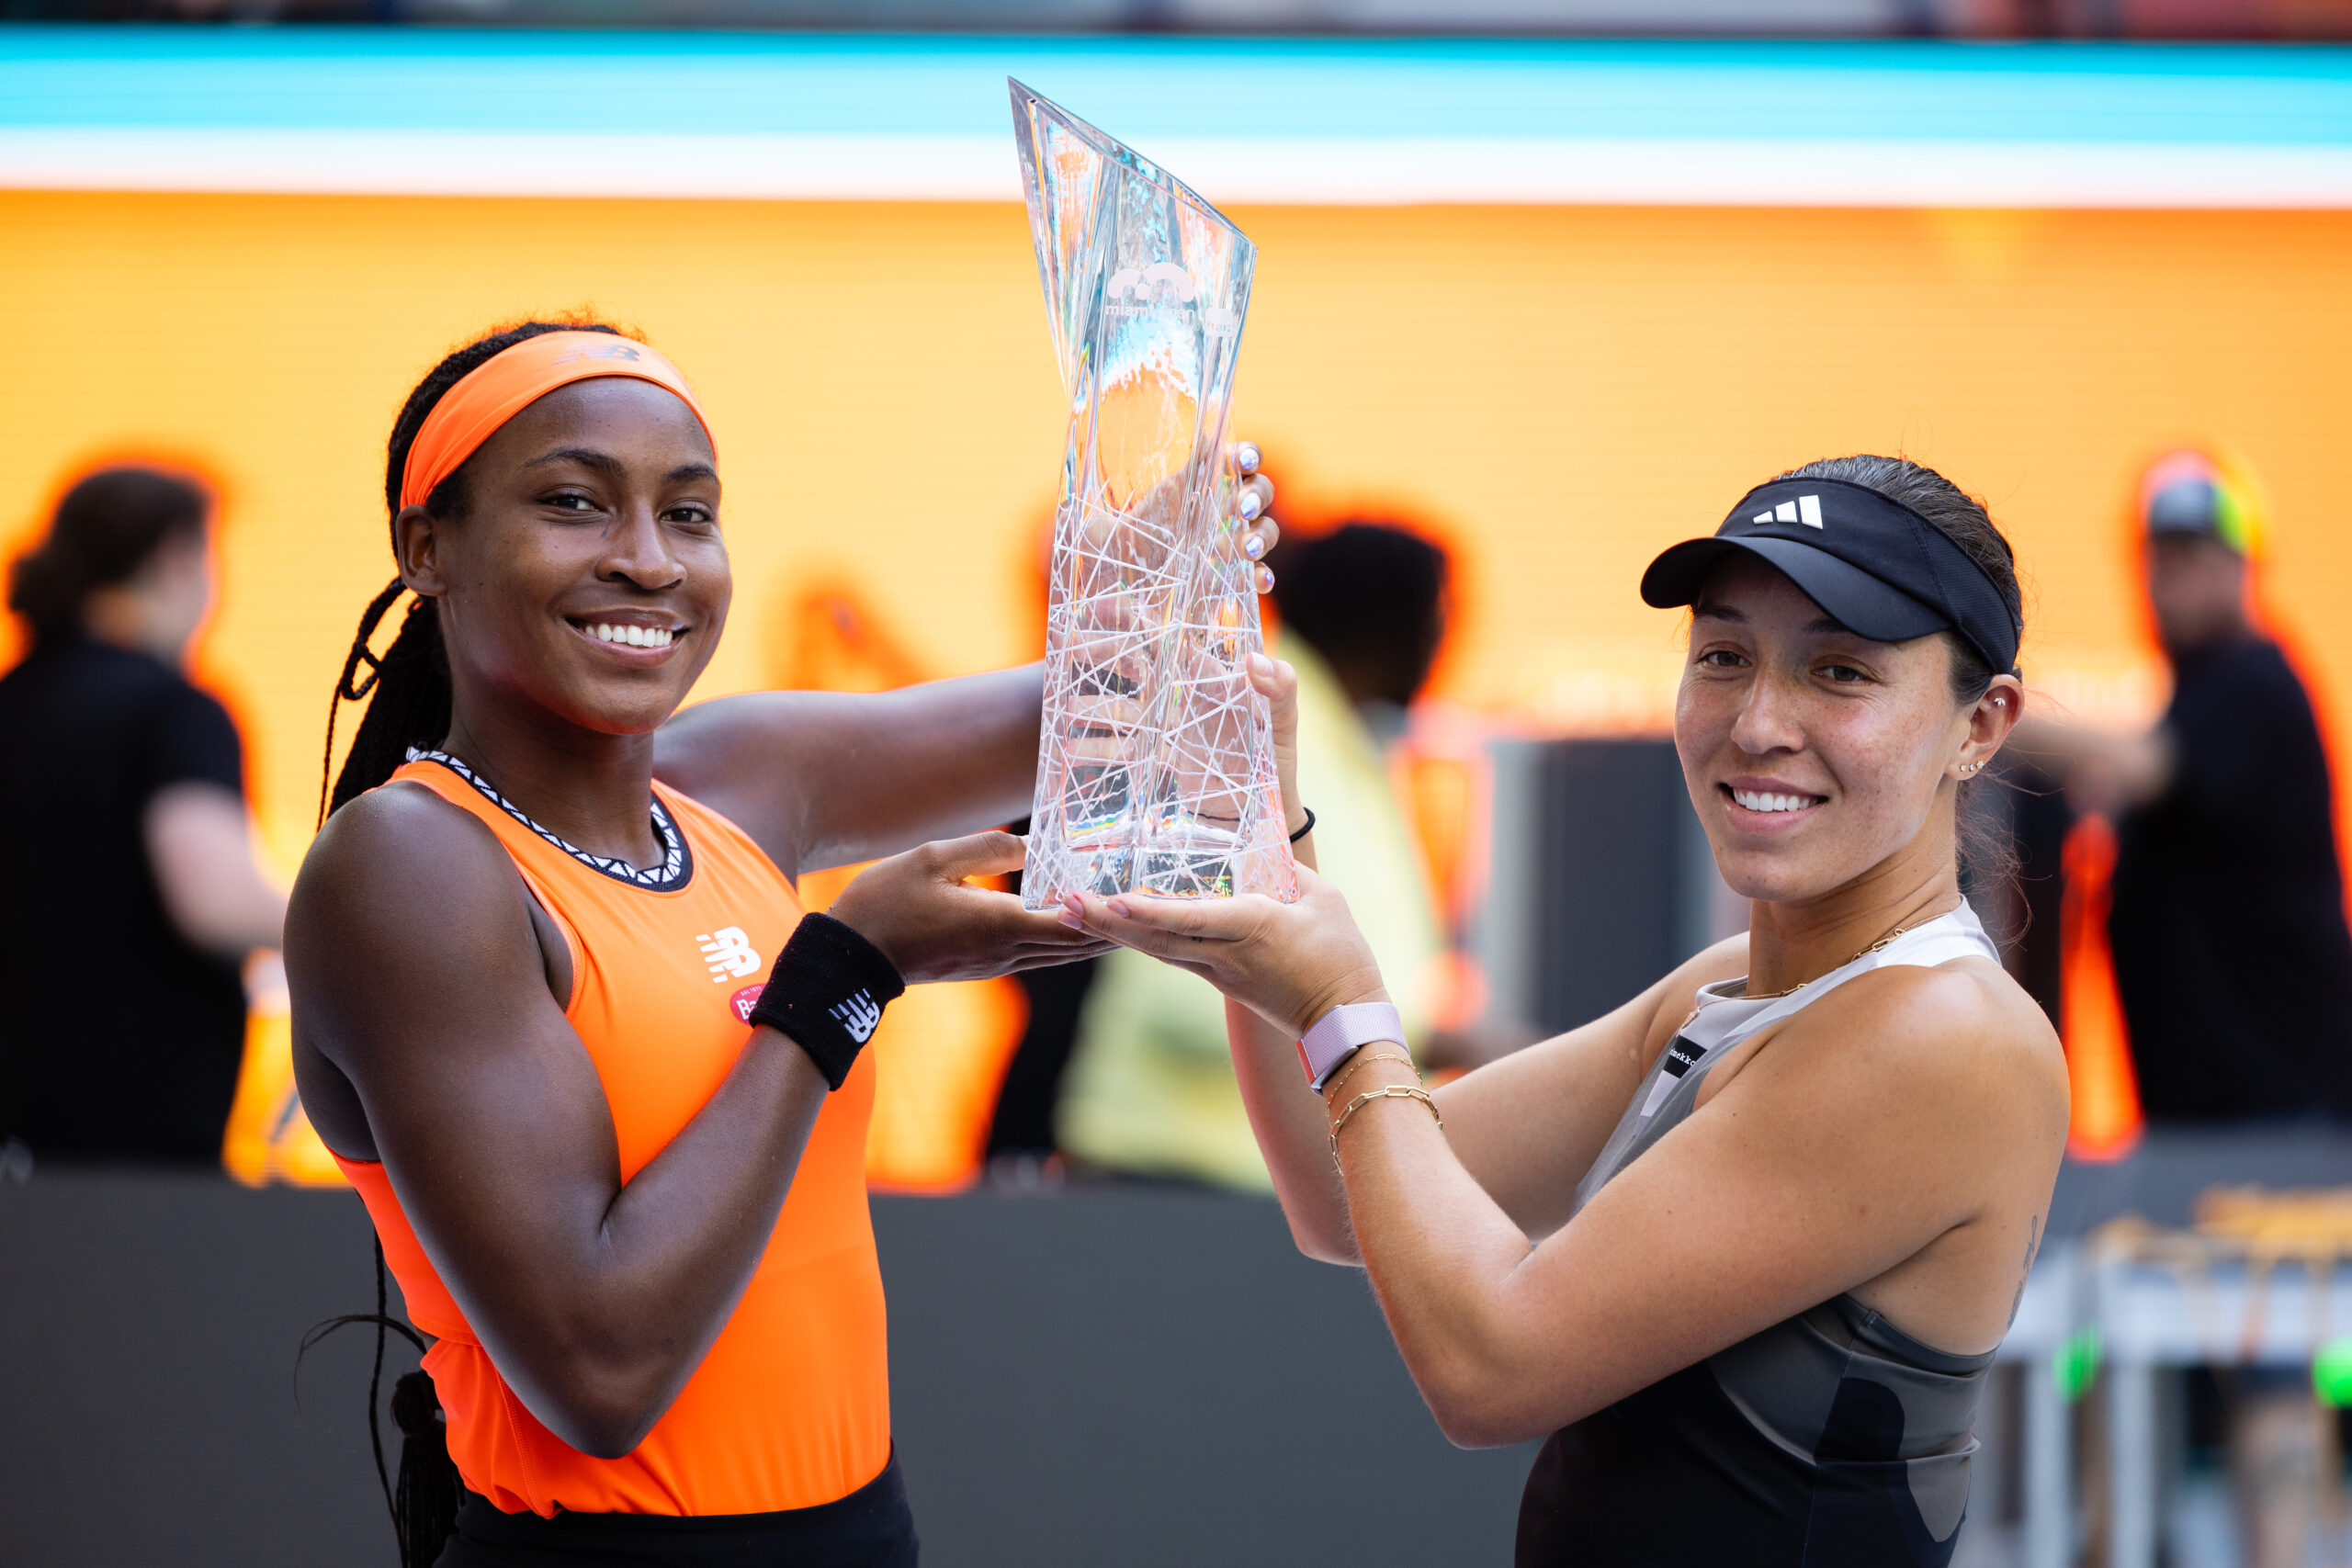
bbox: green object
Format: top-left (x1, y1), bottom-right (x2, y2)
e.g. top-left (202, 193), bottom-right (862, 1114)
top-left (2312, 1339), bottom-right (2352, 1408)
top-left (2052, 1328), bottom-right (2103, 1404)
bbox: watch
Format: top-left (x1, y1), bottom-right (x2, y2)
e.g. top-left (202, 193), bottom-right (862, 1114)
top-left (1296, 1001), bottom-right (1408, 1092)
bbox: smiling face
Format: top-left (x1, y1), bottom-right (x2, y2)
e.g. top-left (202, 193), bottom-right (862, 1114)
top-left (1676, 554), bottom-right (2009, 906)
top-left (393, 377), bottom-right (729, 739)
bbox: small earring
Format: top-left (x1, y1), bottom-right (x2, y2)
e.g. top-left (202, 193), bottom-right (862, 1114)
top-left (1960, 761), bottom-right (1982, 775)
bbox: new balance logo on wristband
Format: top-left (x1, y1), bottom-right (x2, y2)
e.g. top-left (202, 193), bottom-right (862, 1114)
top-left (745, 912), bottom-right (904, 1090)
top-left (830, 991), bottom-right (883, 1044)
top-left (696, 927), bottom-right (762, 982)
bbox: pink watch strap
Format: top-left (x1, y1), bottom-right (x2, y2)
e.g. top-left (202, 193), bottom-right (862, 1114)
top-left (1297, 1002), bottom-right (1408, 1091)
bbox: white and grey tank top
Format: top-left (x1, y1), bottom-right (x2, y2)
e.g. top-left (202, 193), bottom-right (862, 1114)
top-left (1573, 900), bottom-right (2002, 1215)
top-left (1519, 899), bottom-right (2005, 1568)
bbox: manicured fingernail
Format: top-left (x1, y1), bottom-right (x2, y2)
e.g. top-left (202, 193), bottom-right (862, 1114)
top-left (1255, 565), bottom-right (1275, 593)
top-left (1234, 442), bottom-right (1261, 475)
top-left (1243, 533), bottom-right (1266, 560)
top-left (1236, 489), bottom-right (1263, 521)
top-left (1106, 898), bottom-right (1132, 918)
top-left (1249, 651), bottom-right (1273, 676)
top-left (1058, 911), bottom-right (1083, 929)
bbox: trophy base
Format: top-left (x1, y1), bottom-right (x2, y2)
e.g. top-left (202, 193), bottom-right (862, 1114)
top-left (1021, 812), bottom-right (1295, 910)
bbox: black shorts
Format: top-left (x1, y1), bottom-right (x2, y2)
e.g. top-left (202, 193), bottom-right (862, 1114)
top-left (435, 1453), bottom-right (917, 1567)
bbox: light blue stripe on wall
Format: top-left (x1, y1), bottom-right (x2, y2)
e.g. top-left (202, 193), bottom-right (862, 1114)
top-left (3, 29), bottom-right (2351, 148)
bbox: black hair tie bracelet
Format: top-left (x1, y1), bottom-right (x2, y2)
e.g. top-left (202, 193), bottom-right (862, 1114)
top-left (1288, 807), bottom-right (1317, 844)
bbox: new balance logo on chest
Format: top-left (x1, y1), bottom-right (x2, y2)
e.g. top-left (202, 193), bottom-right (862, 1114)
top-left (696, 926), bottom-right (763, 981)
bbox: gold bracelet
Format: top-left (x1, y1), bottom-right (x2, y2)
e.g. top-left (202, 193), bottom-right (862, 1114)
top-left (1328, 1085), bottom-right (1442, 1168)
top-left (1321, 1050), bottom-right (1415, 1102)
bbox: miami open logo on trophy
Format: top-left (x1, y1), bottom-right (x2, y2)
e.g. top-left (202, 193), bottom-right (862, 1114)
top-left (1010, 79), bottom-right (1296, 909)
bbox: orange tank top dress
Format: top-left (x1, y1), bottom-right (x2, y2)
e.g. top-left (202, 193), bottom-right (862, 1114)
top-left (332, 751), bottom-right (891, 1518)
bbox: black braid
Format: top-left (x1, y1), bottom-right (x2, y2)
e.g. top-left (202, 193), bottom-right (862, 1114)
top-left (322, 592), bottom-right (452, 821)
top-left (298, 1240), bottom-right (446, 1564)
top-left (318, 318), bottom-right (629, 821)
top-left (311, 318), bottom-right (632, 1564)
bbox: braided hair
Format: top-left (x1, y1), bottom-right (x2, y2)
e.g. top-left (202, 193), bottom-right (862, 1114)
top-left (312, 318), bottom-right (633, 1568)
top-left (318, 319), bottom-right (628, 825)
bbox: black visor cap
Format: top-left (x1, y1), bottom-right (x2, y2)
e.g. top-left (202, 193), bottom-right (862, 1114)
top-left (1640, 477), bottom-right (2020, 675)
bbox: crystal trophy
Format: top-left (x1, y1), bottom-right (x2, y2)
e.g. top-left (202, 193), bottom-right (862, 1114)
top-left (1012, 79), bottom-right (1297, 909)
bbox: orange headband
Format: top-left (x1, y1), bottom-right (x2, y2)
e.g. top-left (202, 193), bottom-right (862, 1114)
top-left (399, 331), bottom-right (714, 511)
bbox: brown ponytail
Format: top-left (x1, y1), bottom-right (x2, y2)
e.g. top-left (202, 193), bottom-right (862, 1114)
top-left (7, 467), bottom-right (209, 649)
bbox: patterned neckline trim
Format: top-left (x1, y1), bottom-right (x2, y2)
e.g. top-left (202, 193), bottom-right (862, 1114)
top-left (406, 747), bottom-right (693, 891)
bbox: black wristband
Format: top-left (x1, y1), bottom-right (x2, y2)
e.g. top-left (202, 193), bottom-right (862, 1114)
top-left (1288, 807), bottom-right (1317, 843)
top-left (745, 913), bottom-right (907, 1090)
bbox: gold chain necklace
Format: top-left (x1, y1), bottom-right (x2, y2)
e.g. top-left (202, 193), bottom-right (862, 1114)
top-left (1743, 921), bottom-right (1914, 1002)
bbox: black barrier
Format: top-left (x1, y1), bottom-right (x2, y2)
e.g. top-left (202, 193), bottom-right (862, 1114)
top-left (0, 1176), bottom-right (1535, 1568)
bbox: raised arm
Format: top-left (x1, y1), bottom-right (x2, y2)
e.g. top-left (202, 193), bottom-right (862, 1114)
top-left (1065, 875), bottom-right (2063, 1447)
top-left (656, 471), bottom-right (1281, 877)
top-left (1069, 653), bottom-right (1739, 1260)
top-left (657, 665), bottom-right (1045, 876)
top-left (1311, 964), bottom-right (2062, 1447)
top-left (1080, 880), bottom-right (1737, 1264)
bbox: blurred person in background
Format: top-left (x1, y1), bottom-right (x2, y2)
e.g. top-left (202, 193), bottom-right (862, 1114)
top-left (0, 466), bottom-right (285, 1168)
top-left (2013, 449), bottom-right (2352, 1568)
top-left (1055, 519), bottom-right (1467, 1191)
top-left (2020, 450), bottom-right (2352, 1122)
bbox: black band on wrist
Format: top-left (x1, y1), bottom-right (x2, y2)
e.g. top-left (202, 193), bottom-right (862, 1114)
top-left (1288, 807), bottom-right (1317, 844)
top-left (745, 912), bottom-right (907, 1090)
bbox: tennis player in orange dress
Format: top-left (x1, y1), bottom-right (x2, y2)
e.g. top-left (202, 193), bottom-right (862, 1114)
top-left (288, 320), bottom-right (1277, 1565)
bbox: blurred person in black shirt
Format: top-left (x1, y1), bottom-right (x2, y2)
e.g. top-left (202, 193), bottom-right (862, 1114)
top-left (0, 467), bottom-right (286, 1168)
top-left (2015, 451), bottom-right (2352, 1568)
top-left (2020, 451), bottom-right (2352, 1122)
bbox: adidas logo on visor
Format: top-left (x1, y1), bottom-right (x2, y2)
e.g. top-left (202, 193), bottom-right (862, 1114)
top-left (1752, 495), bottom-right (1825, 528)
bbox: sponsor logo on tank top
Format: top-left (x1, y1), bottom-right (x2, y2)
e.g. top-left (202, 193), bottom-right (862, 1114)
top-left (729, 983), bottom-right (766, 1023)
top-left (831, 990), bottom-right (883, 1044)
top-left (696, 926), bottom-right (763, 981)
top-left (1641, 1036), bottom-right (1708, 1119)
top-left (1750, 494), bottom-right (1825, 528)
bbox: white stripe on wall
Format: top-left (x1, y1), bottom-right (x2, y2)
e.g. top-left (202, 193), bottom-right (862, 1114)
top-left (6, 129), bottom-right (2352, 208)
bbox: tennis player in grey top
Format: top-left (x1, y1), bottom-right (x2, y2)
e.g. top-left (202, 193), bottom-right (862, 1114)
top-left (1062, 454), bottom-right (2067, 1567)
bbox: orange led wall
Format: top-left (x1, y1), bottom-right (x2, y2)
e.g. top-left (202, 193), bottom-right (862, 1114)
top-left (4, 192), bottom-right (2349, 1178)
top-left (9, 193), bottom-right (2351, 872)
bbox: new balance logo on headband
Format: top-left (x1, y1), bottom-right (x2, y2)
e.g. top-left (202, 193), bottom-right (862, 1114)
top-left (1751, 495), bottom-right (1825, 528)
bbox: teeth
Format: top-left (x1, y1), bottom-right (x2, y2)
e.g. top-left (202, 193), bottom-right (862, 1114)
top-left (1733, 789), bottom-right (1815, 814)
top-left (586, 624), bottom-right (673, 649)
